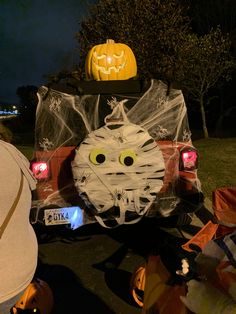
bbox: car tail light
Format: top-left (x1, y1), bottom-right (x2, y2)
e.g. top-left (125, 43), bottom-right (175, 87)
top-left (31, 161), bottom-right (50, 180)
top-left (180, 148), bottom-right (198, 171)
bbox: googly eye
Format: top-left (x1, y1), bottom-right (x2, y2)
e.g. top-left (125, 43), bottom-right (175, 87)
top-left (89, 148), bottom-right (107, 165)
top-left (119, 150), bottom-right (137, 166)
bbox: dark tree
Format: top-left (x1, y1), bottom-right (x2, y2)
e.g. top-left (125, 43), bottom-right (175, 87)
top-left (177, 27), bottom-right (235, 138)
top-left (186, 0), bottom-right (236, 37)
top-left (16, 85), bottom-right (38, 132)
top-left (181, 0), bottom-right (236, 136)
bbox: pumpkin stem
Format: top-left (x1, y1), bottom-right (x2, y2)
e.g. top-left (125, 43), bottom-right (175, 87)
top-left (106, 39), bottom-right (115, 44)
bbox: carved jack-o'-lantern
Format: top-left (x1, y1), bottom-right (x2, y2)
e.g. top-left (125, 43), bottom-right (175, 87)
top-left (12, 278), bottom-right (54, 314)
top-left (85, 39), bottom-right (137, 81)
top-left (130, 265), bottom-right (146, 307)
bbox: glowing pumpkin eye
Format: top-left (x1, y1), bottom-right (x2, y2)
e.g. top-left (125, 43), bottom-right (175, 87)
top-left (119, 150), bottom-right (137, 166)
top-left (89, 149), bottom-right (107, 165)
top-left (113, 51), bottom-right (124, 58)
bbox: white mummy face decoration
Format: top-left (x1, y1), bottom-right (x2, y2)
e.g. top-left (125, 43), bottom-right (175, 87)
top-left (72, 102), bottom-right (165, 226)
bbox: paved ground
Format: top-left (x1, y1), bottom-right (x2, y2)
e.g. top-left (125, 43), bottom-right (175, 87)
top-left (34, 200), bottom-right (213, 314)
top-left (35, 222), bottom-right (146, 314)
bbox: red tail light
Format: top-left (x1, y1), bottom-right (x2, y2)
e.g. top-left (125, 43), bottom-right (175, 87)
top-left (180, 148), bottom-right (198, 171)
top-left (31, 161), bottom-right (50, 180)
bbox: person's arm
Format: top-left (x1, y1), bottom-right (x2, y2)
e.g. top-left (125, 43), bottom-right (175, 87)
top-left (180, 279), bottom-right (236, 314)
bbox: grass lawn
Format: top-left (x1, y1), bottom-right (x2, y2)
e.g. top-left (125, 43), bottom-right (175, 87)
top-left (16, 137), bottom-right (236, 201)
top-left (16, 145), bottom-right (34, 160)
top-left (193, 137), bottom-right (236, 200)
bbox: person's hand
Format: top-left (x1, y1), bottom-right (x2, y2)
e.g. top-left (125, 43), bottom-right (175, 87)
top-left (180, 279), bottom-right (236, 314)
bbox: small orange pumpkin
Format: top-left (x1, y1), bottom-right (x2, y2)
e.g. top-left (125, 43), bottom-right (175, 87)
top-left (12, 278), bottom-right (54, 314)
top-left (130, 265), bottom-right (146, 307)
top-left (131, 256), bottom-right (188, 313)
top-left (85, 39), bottom-right (137, 81)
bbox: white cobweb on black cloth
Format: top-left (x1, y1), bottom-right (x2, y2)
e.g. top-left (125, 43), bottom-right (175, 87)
top-left (34, 79), bottom-right (202, 227)
top-left (127, 80), bottom-right (191, 142)
top-left (35, 80), bottom-right (191, 149)
top-left (35, 87), bottom-right (100, 150)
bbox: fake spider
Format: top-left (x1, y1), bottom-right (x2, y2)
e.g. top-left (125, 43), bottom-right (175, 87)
top-left (112, 132), bottom-right (126, 144)
top-left (144, 182), bottom-right (151, 192)
top-left (76, 172), bottom-right (91, 186)
top-left (113, 189), bottom-right (127, 203)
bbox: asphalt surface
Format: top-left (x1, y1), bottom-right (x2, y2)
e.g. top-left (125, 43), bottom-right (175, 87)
top-left (34, 220), bottom-right (148, 314)
top-left (33, 217), bottom-right (195, 314)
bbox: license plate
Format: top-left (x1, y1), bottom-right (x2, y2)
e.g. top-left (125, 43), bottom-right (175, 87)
top-left (44, 207), bottom-right (82, 226)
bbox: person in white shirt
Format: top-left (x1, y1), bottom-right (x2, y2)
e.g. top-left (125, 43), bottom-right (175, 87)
top-left (0, 140), bottom-right (37, 314)
top-left (180, 231), bottom-right (236, 314)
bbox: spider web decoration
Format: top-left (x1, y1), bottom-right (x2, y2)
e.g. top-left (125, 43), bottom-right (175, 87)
top-left (35, 79), bottom-right (202, 227)
top-left (35, 87), bottom-right (100, 150)
top-left (35, 80), bottom-right (190, 149)
top-left (127, 80), bottom-right (189, 141)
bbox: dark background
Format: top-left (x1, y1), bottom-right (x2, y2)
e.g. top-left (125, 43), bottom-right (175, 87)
top-left (0, 0), bottom-right (94, 103)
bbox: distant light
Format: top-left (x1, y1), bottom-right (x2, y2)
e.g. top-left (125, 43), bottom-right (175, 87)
top-left (0, 110), bottom-right (18, 115)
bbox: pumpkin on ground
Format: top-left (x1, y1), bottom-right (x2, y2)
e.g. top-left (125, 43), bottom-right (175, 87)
top-left (85, 39), bottom-right (137, 81)
top-left (130, 256), bottom-right (188, 313)
top-left (130, 265), bottom-right (146, 307)
top-left (12, 278), bottom-right (54, 314)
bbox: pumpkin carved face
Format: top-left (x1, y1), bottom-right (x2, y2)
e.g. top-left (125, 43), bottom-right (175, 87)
top-left (130, 265), bottom-right (146, 307)
top-left (85, 39), bottom-right (137, 81)
top-left (12, 278), bottom-right (54, 314)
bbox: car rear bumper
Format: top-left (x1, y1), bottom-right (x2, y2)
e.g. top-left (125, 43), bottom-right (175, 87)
top-left (30, 191), bottom-right (204, 228)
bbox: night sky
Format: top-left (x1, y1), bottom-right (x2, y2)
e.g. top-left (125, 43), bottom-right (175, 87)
top-left (0, 0), bottom-right (92, 103)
